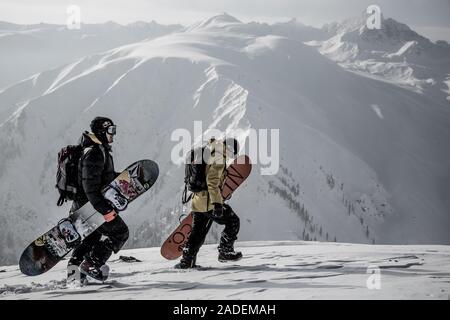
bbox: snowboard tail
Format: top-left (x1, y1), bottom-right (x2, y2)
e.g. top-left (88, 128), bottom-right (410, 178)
top-left (160, 155), bottom-right (251, 260)
top-left (19, 229), bottom-right (71, 276)
top-left (19, 159), bottom-right (159, 276)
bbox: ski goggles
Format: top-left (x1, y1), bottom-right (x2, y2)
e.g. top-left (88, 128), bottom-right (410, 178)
top-left (106, 125), bottom-right (117, 135)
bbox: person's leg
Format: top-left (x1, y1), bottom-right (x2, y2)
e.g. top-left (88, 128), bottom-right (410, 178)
top-left (67, 229), bottom-right (101, 282)
top-left (177, 212), bottom-right (212, 268)
top-left (209, 204), bottom-right (242, 261)
top-left (89, 215), bottom-right (129, 266)
top-left (79, 216), bottom-right (129, 280)
top-left (219, 204), bottom-right (240, 250)
top-left (68, 229), bottom-right (102, 266)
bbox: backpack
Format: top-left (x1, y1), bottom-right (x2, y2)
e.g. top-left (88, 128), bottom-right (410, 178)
top-left (182, 146), bottom-right (208, 203)
top-left (55, 145), bottom-right (84, 206)
top-left (55, 141), bottom-right (107, 206)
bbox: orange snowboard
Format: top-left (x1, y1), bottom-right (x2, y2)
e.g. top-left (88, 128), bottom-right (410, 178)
top-left (160, 155), bottom-right (252, 260)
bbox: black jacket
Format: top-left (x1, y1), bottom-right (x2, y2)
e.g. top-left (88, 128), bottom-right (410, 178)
top-left (71, 132), bottom-right (117, 214)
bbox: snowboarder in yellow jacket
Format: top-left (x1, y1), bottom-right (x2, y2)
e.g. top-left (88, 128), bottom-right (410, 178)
top-left (175, 138), bottom-right (242, 269)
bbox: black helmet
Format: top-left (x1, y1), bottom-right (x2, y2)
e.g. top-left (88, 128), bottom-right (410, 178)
top-left (224, 137), bottom-right (239, 156)
top-left (90, 116), bottom-right (116, 143)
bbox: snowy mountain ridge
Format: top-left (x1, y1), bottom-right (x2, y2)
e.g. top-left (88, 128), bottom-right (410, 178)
top-left (313, 12), bottom-right (450, 100)
top-left (0, 20), bottom-right (184, 89)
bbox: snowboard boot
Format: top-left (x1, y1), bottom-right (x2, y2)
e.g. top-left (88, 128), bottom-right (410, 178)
top-left (79, 257), bottom-right (110, 281)
top-left (218, 243), bottom-right (242, 263)
top-left (174, 250), bottom-right (197, 269)
top-left (218, 250), bottom-right (243, 262)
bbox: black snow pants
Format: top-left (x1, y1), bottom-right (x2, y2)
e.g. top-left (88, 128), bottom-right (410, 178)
top-left (184, 204), bottom-right (240, 258)
top-left (68, 215), bottom-right (129, 266)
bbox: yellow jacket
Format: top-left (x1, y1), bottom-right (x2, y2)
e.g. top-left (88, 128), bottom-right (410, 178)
top-left (191, 139), bottom-right (227, 213)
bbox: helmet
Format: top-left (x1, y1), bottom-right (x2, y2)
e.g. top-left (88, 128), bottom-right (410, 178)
top-left (90, 116), bottom-right (116, 143)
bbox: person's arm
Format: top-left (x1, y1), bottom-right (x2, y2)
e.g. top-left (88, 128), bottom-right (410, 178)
top-left (81, 148), bottom-right (114, 215)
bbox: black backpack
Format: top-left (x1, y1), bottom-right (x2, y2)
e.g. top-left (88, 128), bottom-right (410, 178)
top-left (182, 146), bottom-right (209, 203)
top-left (55, 145), bottom-right (84, 206)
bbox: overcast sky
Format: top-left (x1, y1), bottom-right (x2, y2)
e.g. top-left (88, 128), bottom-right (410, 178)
top-left (1, 0), bottom-right (449, 41)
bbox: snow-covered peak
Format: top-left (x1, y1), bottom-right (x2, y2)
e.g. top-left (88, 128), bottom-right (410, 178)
top-left (126, 20), bottom-right (149, 28)
top-left (185, 14), bottom-right (326, 43)
top-left (359, 18), bottom-right (430, 47)
top-left (102, 20), bottom-right (123, 29)
top-left (323, 12), bottom-right (371, 35)
top-left (270, 18), bottom-right (328, 41)
top-left (200, 13), bottom-right (242, 26)
top-left (281, 18), bottom-right (306, 27)
top-left (126, 20), bottom-right (178, 30)
top-left (187, 13), bottom-right (242, 31)
top-left (317, 13), bottom-right (450, 99)
top-left (325, 12), bottom-right (428, 45)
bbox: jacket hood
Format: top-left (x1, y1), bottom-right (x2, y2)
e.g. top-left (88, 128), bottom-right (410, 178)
top-left (78, 131), bottom-right (111, 150)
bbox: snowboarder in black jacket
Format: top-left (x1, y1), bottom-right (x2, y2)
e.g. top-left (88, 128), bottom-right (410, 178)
top-left (67, 116), bottom-right (129, 282)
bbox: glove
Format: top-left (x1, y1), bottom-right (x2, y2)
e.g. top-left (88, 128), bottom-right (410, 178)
top-left (103, 209), bottom-right (117, 222)
top-left (212, 203), bottom-right (224, 218)
top-left (56, 192), bottom-right (67, 206)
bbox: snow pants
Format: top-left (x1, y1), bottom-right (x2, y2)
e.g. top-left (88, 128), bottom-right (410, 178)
top-left (184, 204), bottom-right (240, 258)
top-left (68, 215), bottom-right (129, 266)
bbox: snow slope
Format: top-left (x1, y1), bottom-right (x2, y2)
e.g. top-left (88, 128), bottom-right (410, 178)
top-left (0, 21), bottom-right (183, 89)
top-left (0, 14), bottom-right (450, 266)
top-left (311, 13), bottom-right (450, 101)
top-left (1, 241), bottom-right (450, 300)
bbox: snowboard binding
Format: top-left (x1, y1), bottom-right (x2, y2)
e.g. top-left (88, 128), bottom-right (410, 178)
top-left (103, 187), bottom-right (128, 211)
top-left (57, 219), bottom-right (81, 248)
